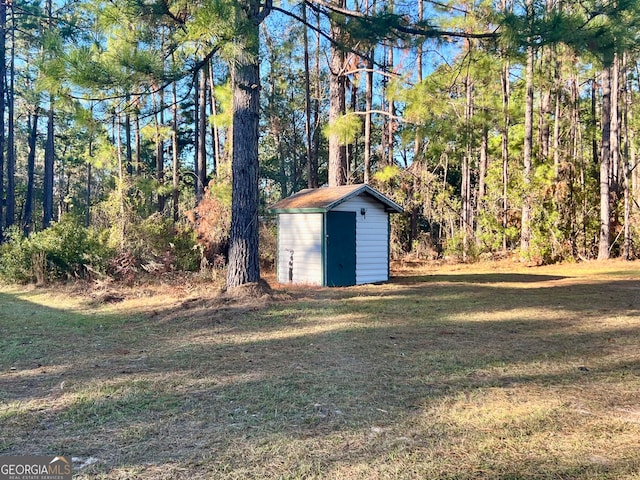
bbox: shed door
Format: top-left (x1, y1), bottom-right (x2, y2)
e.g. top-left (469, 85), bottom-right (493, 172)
top-left (326, 211), bottom-right (356, 287)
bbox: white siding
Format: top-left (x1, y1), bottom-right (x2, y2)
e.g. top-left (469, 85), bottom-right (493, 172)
top-left (333, 195), bottom-right (389, 284)
top-left (277, 213), bottom-right (323, 285)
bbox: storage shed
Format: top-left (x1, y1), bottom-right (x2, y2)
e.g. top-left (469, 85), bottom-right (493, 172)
top-left (270, 184), bottom-right (403, 287)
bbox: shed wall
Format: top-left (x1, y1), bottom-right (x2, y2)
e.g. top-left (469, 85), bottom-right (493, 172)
top-left (277, 213), bottom-right (323, 285)
top-left (333, 195), bottom-right (389, 284)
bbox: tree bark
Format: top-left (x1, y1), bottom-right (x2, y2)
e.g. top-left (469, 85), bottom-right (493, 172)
top-left (155, 89), bottom-right (166, 213)
top-left (43, 0), bottom-right (55, 229)
top-left (226, 1), bottom-right (263, 288)
top-left (85, 151), bottom-right (91, 228)
top-left (125, 97), bottom-right (133, 176)
top-left (413, 0), bottom-right (423, 165)
top-left (24, 111), bottom-right (38, 235)
top-left (599, 65), bottom-right (612, 259)
top-left (610, 54), bottom-right (620, 195)
top-left (208, 63), bottom-right (221, 175)
top-left (312, 11), bottom-right (321, 184)
top-left (462, 51), bottom-right (474, 260)
top-left (197, 66), bottom-right (208, 201)
top-left (6, 0), bottom-right (15, 230)
top-left (43, 99), bottom-right (55, 228)
top-left (386, 36), bottom-right (395, 166)
top-left (328, 0), bottom-right (347, 186)
top-left (501, 56), bottom-right (510, 252)
top-left (622, 53), bottom-right (631, 259)
top-left (172, 79), bottom-right (180, 223)
top-left (302, 2), bottom-right (317, 188)
top-left (0, 0), bottom-right (6, 239)
top-left (520, 37), bottom-right (534, 258)
top-left (477, 124), bottom-right (488, 221)
top-left (134, 96), bottom-right (142, 176)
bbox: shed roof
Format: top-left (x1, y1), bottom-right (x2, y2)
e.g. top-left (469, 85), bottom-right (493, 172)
top-left (270, 184), bottom-right (403, 213)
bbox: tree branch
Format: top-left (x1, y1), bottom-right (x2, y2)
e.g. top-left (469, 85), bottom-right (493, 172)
top-left (349, 110), bottom-right (406, 123)
top-left (271, 4), bottom-right (378, 66)
top-left (307, 0), bottom-right (499, 40)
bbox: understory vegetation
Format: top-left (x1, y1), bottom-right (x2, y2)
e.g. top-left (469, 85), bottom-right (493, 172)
top-left (0, 183), bottom-right (245, 284)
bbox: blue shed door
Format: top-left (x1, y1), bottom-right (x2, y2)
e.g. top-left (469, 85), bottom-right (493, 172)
top-left (326, 211), bottom-right (356, 287)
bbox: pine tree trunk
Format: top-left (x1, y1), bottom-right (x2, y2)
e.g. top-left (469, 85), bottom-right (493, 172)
top-left (6, 2), bottom-right (15, 230)
top-left (462, 53), bottom-right (474, 260)
top-left (24, 111), bottom-right (38, 235)
top-left (194, 73), bottom-right (200, 195)
top-left (364, 48), bottom-right (374, 183)
top-left (569, 70), bottom-right (581, 258)
top-left (328, 0), bottom-right (347, 187)
top-left (155, 90), bottom-right (166, 213)
top-left (413, 0), bottom-right (423, 164)
top-left (622, 53), bottom-right (631, 259)
top-left (208, 63), bottom-right (221, 175)
top-left (599, 65), bottom-right (612, 259)
top-left (312, 12), bottom-right (321, 184)
top-left (501, 57), bottom-right (510, 253)
top-left (197, 67), bottom-right (207, 200)
top-left (172, 80), bottom-right (180, 223)
top-left (539, 72), bottom-right (551, 161)
top-left (500, 0), bottom-right (512, 253)
top-left (125, 98), bottom-right (133, 176)
top-left (302, 2), bottom-right (317, 188)
top-left (226, 15), bottom-right (261, 289)
top-left (347, 81), bottom-right (357, 178)
top-left (116, 113), bottom-right (126, 249)
top-left (42, 0), bottom-right (55, 229)
top-left (477, 125), bottom-right (488, 227)
top-left (0, 0), bottom-right (6, 239)
top-left (520, 39), bottom-right (534, 259)
top-left (135, 96), bottom-right (142, 176)
top-left (43, 99), bottom-right (55, 229)
top-left (85, 150), bottom-right (91, 228)
top-left (387, 38), bottom-right (395, 166)
top-left (610, 54), bottom-right (620, 195)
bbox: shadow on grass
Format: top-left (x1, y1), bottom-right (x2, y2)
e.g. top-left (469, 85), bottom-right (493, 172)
top-left (1, 272), bottom-right (640, 478)
top-left (393, 272), bottom-right (570, 284)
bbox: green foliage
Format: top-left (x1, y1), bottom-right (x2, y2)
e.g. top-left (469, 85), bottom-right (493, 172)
top-left (374, 165), bottom-right (403, 184)
top-left (0, 217), bottom-right (113, 284)
top-left (210, 81), bottom-right (233, 128)
top-left (91, 176), bottom-right (201, 273)
top-left (443, 231), bottom-right (480, 261)
top-left (0, 228), bottom-right (35, 284)
top-left (521, 164), bottom-right (569, 264)
top-left (323, 112), bottom-right (362, 146)
top-left (130, 213), bottom-right (200, 272)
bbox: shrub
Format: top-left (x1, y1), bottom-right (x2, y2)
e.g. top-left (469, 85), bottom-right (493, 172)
top-left (185, 180), bottom-right (232, 265)
top-left (108, 213), bottom-right (201, 276)
top-left (0, 216), bottom-right (112, 284)
top-left (0, 227), bottom-right (34, 283)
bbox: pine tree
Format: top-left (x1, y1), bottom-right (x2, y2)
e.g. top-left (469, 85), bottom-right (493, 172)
top-left (226, 0), bottom-right (271, 289)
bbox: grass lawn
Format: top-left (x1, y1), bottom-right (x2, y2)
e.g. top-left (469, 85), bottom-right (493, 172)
top-left (1, 260), bottom-right (640, 479)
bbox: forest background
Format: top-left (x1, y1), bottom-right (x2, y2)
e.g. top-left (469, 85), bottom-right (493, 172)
top-left (0, 0), bottom-right (638, 288)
